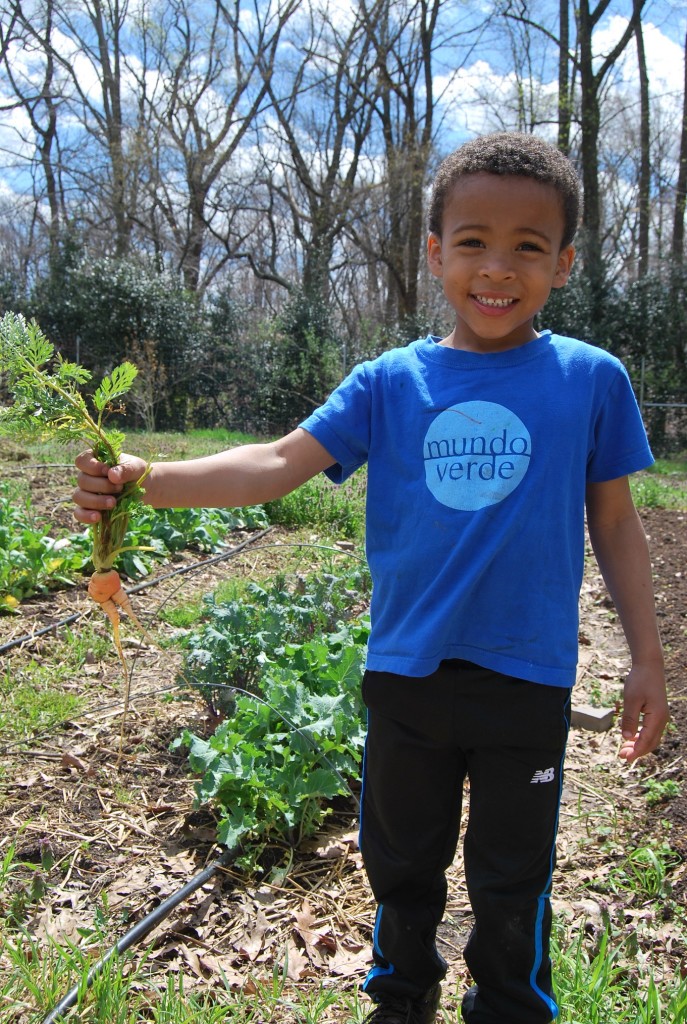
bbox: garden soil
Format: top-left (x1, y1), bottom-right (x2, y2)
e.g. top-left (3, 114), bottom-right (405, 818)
top-left (0, 475), bottom-right (685, 1020)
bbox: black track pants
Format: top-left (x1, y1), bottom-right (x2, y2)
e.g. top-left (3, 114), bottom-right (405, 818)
top-left (360, 660), bottom-right (571, 1024)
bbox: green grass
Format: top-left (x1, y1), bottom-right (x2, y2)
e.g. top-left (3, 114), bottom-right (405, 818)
top-left (265, 473), bottom-right (366, 540)
top-left (553, 922), bottom-right (687, 1023)
top-left (2, 913), bottom-right (686, 1023)
top-left (649, 456), bottom-right (687, 476)
top-left (0, 427), bottom-right (260, 466)
top-left (629, 456), bottom-right (687, 509)
top-left (630, 473), bottom-right (687, 509)
top-left (0, 625), bottom-right (110, 752)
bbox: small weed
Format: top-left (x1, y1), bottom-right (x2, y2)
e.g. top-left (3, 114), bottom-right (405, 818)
top-left (605, 841), bottom-right (680, 899)
top-left (643, 777), bottom-right (681, 806)
top-left (554, 923), bottom-right (687, 1023)
top-left (586, 677), bottom-right (618, 709)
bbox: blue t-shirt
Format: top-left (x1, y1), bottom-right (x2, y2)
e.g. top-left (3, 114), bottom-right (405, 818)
top-left (300, 333), bottom-right (653, 687)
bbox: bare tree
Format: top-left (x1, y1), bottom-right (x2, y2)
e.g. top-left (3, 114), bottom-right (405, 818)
top-left (246, 0), bottom-right (380, 306)
top-left (352, 0), bottom-right (488, 327)
top-left (576, 0), bottom-right (645, 294)
top-left (43, 0), bottom-right (145, 256)
top-left (502, 0), bottom-right (646, 305)
top-left (138, 0), bottom-right (299, 293)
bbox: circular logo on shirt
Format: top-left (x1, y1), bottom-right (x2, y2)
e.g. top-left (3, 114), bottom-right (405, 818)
top-left (423, 401), bottom-right (531, 510)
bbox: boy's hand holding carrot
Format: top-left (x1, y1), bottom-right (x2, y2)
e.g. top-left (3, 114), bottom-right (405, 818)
top-left (73, 451), bottom-right (148, 525)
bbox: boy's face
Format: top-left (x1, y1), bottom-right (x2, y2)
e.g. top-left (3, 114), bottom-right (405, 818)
top-left (427, 173), bottom-right (575, 353)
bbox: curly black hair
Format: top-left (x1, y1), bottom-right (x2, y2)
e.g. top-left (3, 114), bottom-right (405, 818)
top-left (428, 132), bottom-right (581, 248)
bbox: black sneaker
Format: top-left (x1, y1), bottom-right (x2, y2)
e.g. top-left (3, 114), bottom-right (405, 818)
top-left (362, 984), bottom-right (441, 1024)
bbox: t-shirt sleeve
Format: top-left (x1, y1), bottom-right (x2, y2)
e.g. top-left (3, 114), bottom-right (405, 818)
top-left (586, 362), bottom-right (654, 482)
top-left (299, 362), bottom-right (372, 483)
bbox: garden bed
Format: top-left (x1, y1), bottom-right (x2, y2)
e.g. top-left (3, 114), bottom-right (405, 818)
top-left (0, 453), bottom-right (685, 1023)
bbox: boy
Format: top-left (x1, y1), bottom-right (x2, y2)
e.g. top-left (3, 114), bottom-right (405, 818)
top-left (73, 132), bottom-right (669, 1024)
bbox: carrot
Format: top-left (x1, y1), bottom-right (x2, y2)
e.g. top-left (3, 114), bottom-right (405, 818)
top-left (88, 567), bottom-right (124, 603)
top-left (88, 568), bottom-right (145, 631)
top-left (88, 568), bottom-right (146, 760)
top-left (0, 314), bottom-right (154, 761)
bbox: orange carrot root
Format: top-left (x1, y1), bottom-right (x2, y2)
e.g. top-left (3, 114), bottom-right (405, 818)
top-left (110, 586), bottom-right (144, 631)
top-left (88, 568), bottom-right (123, 604)
top-left (88, 569), bottom-right (139, 763)
top-left (88, 569), bottom-right (143, 630)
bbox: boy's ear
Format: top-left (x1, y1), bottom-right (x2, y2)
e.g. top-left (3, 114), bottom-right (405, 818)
top-left (427, 233), bottom-right (443, 278)
top-left (553, 244), bottom-right (575, 288)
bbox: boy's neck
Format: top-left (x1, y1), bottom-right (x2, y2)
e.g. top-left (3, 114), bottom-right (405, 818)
top-left (439, 328), bottom-right (542, 353)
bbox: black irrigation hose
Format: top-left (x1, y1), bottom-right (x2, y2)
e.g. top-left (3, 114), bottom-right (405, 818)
top-left (0, 527), bottom-right (274, 657)
top-left (35, 675), bottom-right (361, 1021)
top-left (41, 846), bottom-right (236, 1024)
top-left (0, 611), bottom-right (84, 655)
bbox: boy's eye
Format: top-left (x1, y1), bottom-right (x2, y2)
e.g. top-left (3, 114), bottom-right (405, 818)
top-left (457, 238), bottom-right (484, 248)
top-left (518, 241), bottom-right (544, 252)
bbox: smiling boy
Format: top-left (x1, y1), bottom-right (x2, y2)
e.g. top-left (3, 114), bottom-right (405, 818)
top-left (427, 173), bottom-right (574, 352)
top-left (73, 133), bottom-right (668, 1024)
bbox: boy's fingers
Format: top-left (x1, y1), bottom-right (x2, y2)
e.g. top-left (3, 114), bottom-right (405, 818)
top-left (71, 486), bottom-right (117, 523)
top-left (75, 450), bottom-right (110, 475)
top-left (620, 702), bottom-right (669, 763)
top-left (73, 505), bottom-right (103, 525)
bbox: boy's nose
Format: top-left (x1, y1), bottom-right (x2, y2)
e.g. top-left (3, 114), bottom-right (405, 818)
top-left (479, 255), bottom-right (516, 280)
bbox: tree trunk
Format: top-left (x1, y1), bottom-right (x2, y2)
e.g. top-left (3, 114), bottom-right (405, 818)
top-left (635, 20), bottom-right (650, 278)
top-left (576, 0), bottom-right (646, 312)
top-left (90, 0), bottom-right (130, 257)
top-left (672, 29), bottom-right (687, 263)
top-left (577, 0), bottom-right (603, 294)
top-left (557, 0), bottom-right (570, 155)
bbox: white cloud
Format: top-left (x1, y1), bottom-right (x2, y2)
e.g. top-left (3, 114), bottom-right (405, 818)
top-left (434, 59), bottom-right (559, 143)
top-left (593, 14), bottom-right (683, 98)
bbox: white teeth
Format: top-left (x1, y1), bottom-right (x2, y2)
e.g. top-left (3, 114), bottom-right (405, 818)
top-left (475, 295), bottom-right (515, 307)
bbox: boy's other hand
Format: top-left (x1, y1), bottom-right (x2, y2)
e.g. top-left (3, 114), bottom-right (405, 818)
top-left (73, 451), bottom-right (148, 524)
top-left (619, 663), bottom-right (670, 763)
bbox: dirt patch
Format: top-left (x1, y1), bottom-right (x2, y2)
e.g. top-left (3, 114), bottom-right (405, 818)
top-left (639, 508), bottom-right (687, 874)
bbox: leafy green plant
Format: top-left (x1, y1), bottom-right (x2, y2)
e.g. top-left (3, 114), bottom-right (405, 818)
top-left (605, 842), bottom-right (680, 900)
top-left (264, 473), bottom-right (366, 539)
top-left (128, 504), bottom-right (269, 560)
top-left (172, 572), bottom-right (370, 860)
top-left (643, 778), bottom-right (681, 806)
top-left (0, 483), bottom-right (89, 611)
top-left (179, 570), bottom-right (370, 711)
top-left (173, 618), bottom-right (368, 857)
top-left (0, 479), bottom-right (270, 607)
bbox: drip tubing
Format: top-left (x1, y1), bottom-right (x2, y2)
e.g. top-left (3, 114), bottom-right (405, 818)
top-left (0, 527), bottom-right (274, 657)
top-left (41, 846), bottom-right (236, 1024)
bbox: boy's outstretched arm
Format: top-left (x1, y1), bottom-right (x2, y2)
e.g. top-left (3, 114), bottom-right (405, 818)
top-left (72, 428), bottom-right (336, 524)
top-left (585, 476), bottom-right (669, 763)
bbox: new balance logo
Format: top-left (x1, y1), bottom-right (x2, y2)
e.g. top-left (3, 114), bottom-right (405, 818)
top-left (530, 767), bottom-right (555, 784)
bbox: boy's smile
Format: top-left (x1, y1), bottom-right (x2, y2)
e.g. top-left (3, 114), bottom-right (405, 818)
top-left (427, 173), bottom-right (575, 353)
